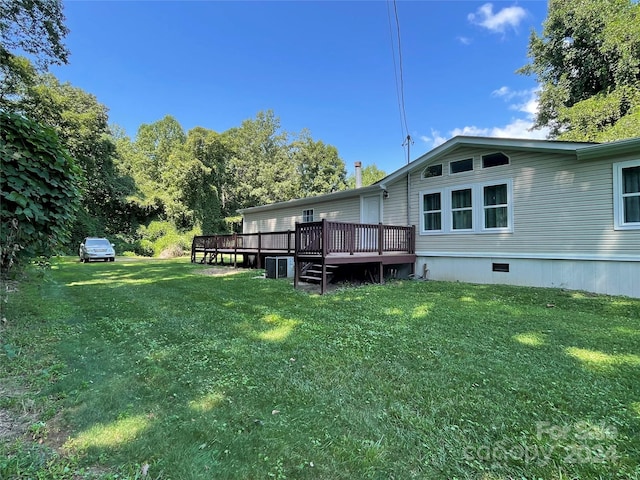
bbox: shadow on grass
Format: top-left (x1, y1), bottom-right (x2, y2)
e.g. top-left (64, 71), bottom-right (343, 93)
top-left (4, 258), bottom-right (639, 479)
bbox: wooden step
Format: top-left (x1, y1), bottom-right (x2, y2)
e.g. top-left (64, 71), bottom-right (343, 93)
top-left (299, 275), bottom-right (322, 283)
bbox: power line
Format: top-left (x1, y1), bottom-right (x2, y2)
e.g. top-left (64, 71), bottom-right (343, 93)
top-left (386, 0), bottom-right (405, 144)
top-left (392, 0), bottom-right (410, 140)
top-left (387, 0), bottom-right (412, 164)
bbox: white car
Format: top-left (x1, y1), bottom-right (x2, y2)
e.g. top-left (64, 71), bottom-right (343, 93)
top-left (79, 237), bottom-right (116, 263)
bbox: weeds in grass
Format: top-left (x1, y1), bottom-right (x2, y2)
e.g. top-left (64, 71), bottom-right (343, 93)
top-left (1, 257), bottom-right (639, 479)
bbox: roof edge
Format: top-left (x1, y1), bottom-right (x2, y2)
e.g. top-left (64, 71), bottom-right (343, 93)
top-left (576, 137), bottom-right (640, 161)
top-left (238, 183), bottom-right (383, 214)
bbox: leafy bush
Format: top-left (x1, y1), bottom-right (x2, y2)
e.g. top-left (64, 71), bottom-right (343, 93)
top-left (134, 221), bottom-right (200, 257)
top-left (0, 112), bottom-right (82, 276)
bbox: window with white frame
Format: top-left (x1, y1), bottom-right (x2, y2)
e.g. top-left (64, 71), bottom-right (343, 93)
top-left (482, 152), bottom-right (509, 168)
top-left (423, 164), bottom-right (443, 178)
top-left (420, 180), bottom-right (512, 234)
top-left (422, 192), bottom-right (442, 231)
top-left (614, 160), bottom-right (640, 230)
top-left (302, 209), bottom-right (314, 223)
top-left (451, 188), bottom-right (473, 230)
top-left (483, 183), bottom-right (509, 228)
top-left (450, 158), bottom-right (473, 174)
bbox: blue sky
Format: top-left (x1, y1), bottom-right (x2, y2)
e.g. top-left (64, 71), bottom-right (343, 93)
top-left (52, 1), bottom-right (550, 175)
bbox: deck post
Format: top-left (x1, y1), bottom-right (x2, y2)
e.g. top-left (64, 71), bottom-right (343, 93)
top-left (321, 219), bottom-right (328, 258)
top-left (379, 261), bottom-right (384, 284)
top-left (233, 233), bottom-right (237, 268)
top-left (321, 220), bottom-right (328, 294)
top-left (257, 232), bottom-right (262, 269)
top-left (321, 262), bottom-right (327, 294)
top-left (349, 223), bottom-right (355, 255)
top-left (293, 223), bottom-right (300, 290)
top-left (378, 223), bottom-right (384, 255)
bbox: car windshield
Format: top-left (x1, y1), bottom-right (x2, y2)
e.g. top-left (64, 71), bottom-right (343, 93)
top-left (85, 239), bottom-right (110, 247)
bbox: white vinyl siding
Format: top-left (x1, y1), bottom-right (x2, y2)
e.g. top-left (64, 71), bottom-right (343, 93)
top-left (243, 197), bottom-right (361, 233)
top-left (381, 180), bottom-right (409, 225)
top-left (411, 147), bottom-right (639, 258)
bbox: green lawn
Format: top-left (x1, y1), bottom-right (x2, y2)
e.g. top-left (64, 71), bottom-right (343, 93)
top-left (1, 257), bottom-right (639, 479)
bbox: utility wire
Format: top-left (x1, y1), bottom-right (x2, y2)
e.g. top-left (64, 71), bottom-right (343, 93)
top-left (386, 0), bottom-right (405, 145)
top-left (387, 0), bottom-right (412, 164)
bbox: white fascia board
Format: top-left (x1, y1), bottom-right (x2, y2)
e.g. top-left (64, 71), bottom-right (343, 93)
top-left (576, 137), bottom-right (640, 161)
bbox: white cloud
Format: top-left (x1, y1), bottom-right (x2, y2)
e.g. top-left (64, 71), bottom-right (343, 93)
top-left (457, 36), bottom-right (472, 45)
top-left (468, 3), bottom-right (527, 33)
top-left (421, 87), bottom-right (549, 149)
top-left (492, 86), bottom-right (512, 98)
top-left (421, 130), bottom-right (448, 147)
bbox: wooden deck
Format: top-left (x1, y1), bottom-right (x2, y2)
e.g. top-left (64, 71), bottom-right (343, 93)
top-left (191, 220), bottom-right (416, 293)
top-left (191, 231), bottom-right (295, 267)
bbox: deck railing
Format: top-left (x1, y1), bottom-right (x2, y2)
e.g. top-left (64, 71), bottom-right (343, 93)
top-left (295, 220), bottom-right (415, 257)
top-left (191, 231), bottom-right (295, 263)
top-left (192, 220), bottom-right (415, 263)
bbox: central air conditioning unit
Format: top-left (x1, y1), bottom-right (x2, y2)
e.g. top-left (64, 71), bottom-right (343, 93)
top-left (265, 256), bottom-right (295, 279)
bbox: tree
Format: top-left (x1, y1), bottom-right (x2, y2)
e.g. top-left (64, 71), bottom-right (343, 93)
top-left (292, 129), bottom-right (347, 198)
top-left (1, 111), bottom-right (82, 275)
top-left (0, 0), bottom-right (69, 71)
top-left (179, 127), bottom-right (228, 233)
top-left (134, 115), bottom-right (187, 184)
top-left (224, 110), bottom-right (296, 211)
top-left (6, 72), bottom-right (136, 241)
top-left (346, 164), bottom-right (387, 189)
top-left (520, 0), bottom-right (640, 141)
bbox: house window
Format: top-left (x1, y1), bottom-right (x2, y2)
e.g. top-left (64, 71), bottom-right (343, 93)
top-left (483, 184), bottom-right (509, 229)
top-left (614, 160), bottom-right (640, 230)
top-left (451, 188), bottom-right (473, 230)
top-left (302, 209), bottom-right (314, 223)
top-left (482, 152), bottom-right (509, 168)
top-left (423, 164), bottom-right (443, 178)
top-left (419, 180), bottom-right (512, 235)
top-left (450, 158), bottom-right (474, 174)
top-left (423, 192), bottom-right (442, 231)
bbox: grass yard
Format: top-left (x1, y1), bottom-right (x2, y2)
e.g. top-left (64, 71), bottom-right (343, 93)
top-left (1, 257), bottom-right (639, 479)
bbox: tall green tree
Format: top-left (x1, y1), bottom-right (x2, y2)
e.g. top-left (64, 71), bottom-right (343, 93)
top-left (179, 127), bottom-right (228, 233)
top-left (292, 129), bottom-right (347, 198)
top-left (0, 0), bottom-right (69, 105)
top-left (520, 0), bottom-right (640, 141)
top-left (224, 110), bottom-right (296, 211)
top-left (7, 72), bottom-right (135, 241)
top-left (0, 0), bottom-right (69, 70)
top-left (134, 115), bottom-right (187, 184)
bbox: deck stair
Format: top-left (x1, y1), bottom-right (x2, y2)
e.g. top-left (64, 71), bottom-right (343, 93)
top-left (299, 263), bottom-right (338, 284)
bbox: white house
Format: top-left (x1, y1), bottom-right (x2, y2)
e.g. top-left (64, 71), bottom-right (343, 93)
top-left (240, 136), bottom-right (640, 298)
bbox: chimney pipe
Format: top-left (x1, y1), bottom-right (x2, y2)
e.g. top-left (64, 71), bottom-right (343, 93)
top-left (355, 161), bottom-right (362, 188)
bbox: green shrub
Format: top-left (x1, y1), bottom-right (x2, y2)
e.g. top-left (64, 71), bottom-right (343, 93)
top-left (1, 112), bottom-right (82, 276)
top-left (134, 221), bottom-right (200, 257)
top-left (136, 239), bottom-right (155, 257)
